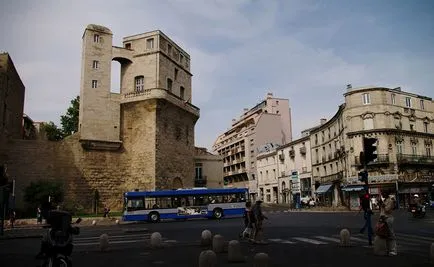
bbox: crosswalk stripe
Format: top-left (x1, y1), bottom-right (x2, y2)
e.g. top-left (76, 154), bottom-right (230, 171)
top-left (74, 240), bottom-right (143, 246)
top-left (314, 236), bottom-right (341, 243)
top-left (293, 237), bottom-right (327, 245)
top-left (75, 234), bottom-right (150, 241)
top-left (268, 238), bottom-right (284, 242)
top-left (397, 233), bottom-right (434, 243)
top-left (281, 240), bottom-right (296, 244)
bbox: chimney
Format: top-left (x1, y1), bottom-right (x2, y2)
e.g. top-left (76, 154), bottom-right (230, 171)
top-left (320, 118), bottom-right (327, 125)
top-left (346, 84), bottom-right (352, 90)
top-left (266, 92), bottom-right (273, 99)
top-left (232, 119), bottom-right (236, 123)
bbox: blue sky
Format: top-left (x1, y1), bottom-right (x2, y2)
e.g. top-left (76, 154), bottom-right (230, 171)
top-left (1, 0), bottom-right (433, 150)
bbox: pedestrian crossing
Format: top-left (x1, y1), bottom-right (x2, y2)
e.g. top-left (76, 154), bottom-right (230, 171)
top-left (265, 232), bottom-right (434, 256)
top-left (72, 233), bottom-right (178, 247)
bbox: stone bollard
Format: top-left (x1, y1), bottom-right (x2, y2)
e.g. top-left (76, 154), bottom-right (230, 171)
top-left (429, 242), bottom-right (433, 264)
top-left (115, 219), bottom-right (120, 225)
top-left (373, 236), bottom-right (388, 256)
top-left (212, 234), bottom-right (225, 253)
top-left (201, 230), bottom-right (212, 247)
top-left (228, 240), bottom-right (245, 262)
top-left (99, 233), bottom-right (109, 251)
top-left (92, 220), bottom-right (97, 226)
top-left (253, 253), bottom-right (269, 267)
top-left (150, 232), bottom-right (163, 249)
top-left (339, 228), bottom-right (350, 247)
top-left (199, 250), bottom-right (217, 267)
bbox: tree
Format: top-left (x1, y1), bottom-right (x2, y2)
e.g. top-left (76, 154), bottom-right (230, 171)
top-left (41, 121), bottom-right (64, 141)
top-left (60, 95), bottom-right (79, 136)
top-left (23, 180), bottom-right (64, 210)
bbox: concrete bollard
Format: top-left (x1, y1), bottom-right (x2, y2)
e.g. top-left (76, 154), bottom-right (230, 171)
top-left (92, 220), bottom-right (97, 226)
top-left (373, 236), bottom-right (388, 256)
top-left (212, 234), bottom-right (225, 253)
top-left (339, 228), bottom-right (350, 247)
top-left (201, 230), bottom-right (212, 246)
top-left (228, 240), bottom-right (245, 262)
top-left (115, 219), bottom-right (119, 225)
top-left (429, 242), bottom-right (433, 264)
top-left (150, 232), bottom-right (163, 249)
top-left (99, 233), bottom-right (109, 251)
top-left (253, 253), bottom-right (269, 267)
top-left (198, 250), bottom-right (217, 267)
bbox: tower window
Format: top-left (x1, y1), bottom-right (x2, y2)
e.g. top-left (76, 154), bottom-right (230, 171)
top-left (168, 44), bottom-right (172, 55)
top-left (124, 43), bottom-right (131, 49)
top-left (146, 38), bottom-right (154, 49)
top-left (94, 34), bottom-right (100, 43)
top-left (180, 86), bottom-right (185, 100)
top-left (362, 93), bottom-right (370, 105)
top-left (135, 76), bottom-right (144, 93)
top-left (180, 54), bottom-right (184, 63)
top-left (92, 60), bottom-right (99, 69)
top-left (175, 68), bottom-right (178, 80)
top-left (92, 80), bottom-right (98, 88)
top-left (167, 78), bottom-right (173, 92)
top-left (405, 97), bottom-right (412, 108)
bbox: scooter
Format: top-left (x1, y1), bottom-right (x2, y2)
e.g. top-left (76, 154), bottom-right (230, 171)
top-left (36, 210), bottom-right (81, 267)
top-left (409, 203), bottom-right (427, 218)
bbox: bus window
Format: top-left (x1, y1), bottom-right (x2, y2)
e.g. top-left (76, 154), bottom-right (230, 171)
top-left (126, 197), bottom-right (145, 211)
top-left (155, 197), bottom-right (172, 208)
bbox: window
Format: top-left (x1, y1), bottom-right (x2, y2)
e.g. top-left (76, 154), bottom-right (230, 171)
top-left (92, 60), bottom-right (99, 69)
top-left (146, 38), bottom-right (154, 49)
top-left (391, 94), bottom-right (396, 104)
top-left (427, 146), bottom-right (431, 157)
top-left (362, 93), bottom-right (370, 105)
top-left (420, 99), bottom-right (425, 110)
top-left (195, 163), bottom-right (202, 180)
top-left (93, 34), bottom-right (100, 43)
top-left (175, 68), bottom-right (178, 80)
top-left (405, 97), bottom-right (412, 108)
top-left (180, 54), bottom-right (184, 63)
top-left (396, 142), bottom-right (403, 154)
top-left (411, 143), bottom-right (417, 155)
top-left (424, 122), bottom-right (429, 133)
top-left (92, 80), bottom-right (98, 88)
top-left (180, 86), bottom-right (185, 100)
top-left (135, 76), bottom-right (144, 93)
top-left (125, 43), bottom-right (131, 49)
top-left (363, 118), bottom-right (374, 130)
top-left (168, 44), bottom-right (172, 55)
top-left (410, 124), bottom-right (414, 131)
top-left (167, 78), bottom-right (173, 92)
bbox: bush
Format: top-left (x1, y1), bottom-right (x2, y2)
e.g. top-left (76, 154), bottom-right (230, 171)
top-left (23, 180), bottom-right (64, 213)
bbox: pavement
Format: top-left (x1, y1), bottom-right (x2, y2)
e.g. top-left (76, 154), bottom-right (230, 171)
top-left (1, 209), bottom-right (433, 266)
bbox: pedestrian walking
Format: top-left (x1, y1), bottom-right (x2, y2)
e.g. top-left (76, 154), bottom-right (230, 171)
top-left (380, 190), bottom-right (397, 256)
top-left (358, 191), bottom-right (373, 246)
top-left (36, 206), bottom-right (43, 224)
top-left (252, 199), bottom-right (268, 243)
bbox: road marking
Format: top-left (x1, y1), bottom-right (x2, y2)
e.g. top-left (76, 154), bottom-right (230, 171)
top-left (281, 240), bottom-right (296, 244)
top-left (74, 239), bottom-right (144, 246)
top-left (75, 234), bottom-right (150, 241)
top-left (397, 233), bottom-right (434, 243)
top-left (268, 238), bottom-right (284, 242)
top-left (314, 236), bottom-right (341, 243)
top-left (292, 237), bottom-right (327, 245)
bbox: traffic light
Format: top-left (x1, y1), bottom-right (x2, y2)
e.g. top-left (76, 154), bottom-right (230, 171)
top-left (358, 170), bottom-right (368, 183)
top-left (362, 137), bottom-right (378, 165)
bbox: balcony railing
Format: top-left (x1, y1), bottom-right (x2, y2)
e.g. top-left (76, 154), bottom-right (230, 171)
top-left (354, 154), bottom-right (390, 165)
top-left (194, 176), bottom-right (207, 187)
top-left (397, 154), bottom-right (434, 165)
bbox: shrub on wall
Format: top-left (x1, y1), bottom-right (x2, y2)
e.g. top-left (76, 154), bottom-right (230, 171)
top-left (23, 180), bottom-right (64, 215)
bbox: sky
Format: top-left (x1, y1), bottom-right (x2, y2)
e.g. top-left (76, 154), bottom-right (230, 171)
top-left (1, 0), bottom-right (434, 150)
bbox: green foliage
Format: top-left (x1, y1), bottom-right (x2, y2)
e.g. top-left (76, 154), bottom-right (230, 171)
top-left (23, 180), bottom-right (64, 208)
top-left (41, 121), bottom-right (64, 141)
top-left (60, 96), bottom-right (79, 136)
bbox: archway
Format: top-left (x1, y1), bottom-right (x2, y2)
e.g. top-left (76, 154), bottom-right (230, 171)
top-left (172, 177), bottom-right (183, 189)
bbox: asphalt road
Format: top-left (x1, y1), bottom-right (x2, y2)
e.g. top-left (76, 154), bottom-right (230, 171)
top-left (1, 209), bottom-right (433, 266)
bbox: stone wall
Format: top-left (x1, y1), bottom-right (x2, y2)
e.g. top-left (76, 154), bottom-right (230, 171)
top-left (155, 99), bottom-right (197, 189)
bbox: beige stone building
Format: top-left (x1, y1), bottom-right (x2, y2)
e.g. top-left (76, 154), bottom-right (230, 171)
top-left (212, 93), bottom-right (292, 199)
top-left (310, 85), bottom-right (433, 208)
top-left (343, 85), bottom-right (433, 209)
top-left (256, 144), bottom-right (279, 203)
top-left (194, 147), bottom-right (224, 188)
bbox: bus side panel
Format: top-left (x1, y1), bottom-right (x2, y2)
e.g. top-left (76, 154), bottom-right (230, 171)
top-left (207, 203), bottom-right (245, 218)
top-left (123, 214), bottom-right (147, 221)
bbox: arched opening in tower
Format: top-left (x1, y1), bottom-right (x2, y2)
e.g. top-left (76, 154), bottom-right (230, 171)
top-left (111, 61), bottom-right (121, 94)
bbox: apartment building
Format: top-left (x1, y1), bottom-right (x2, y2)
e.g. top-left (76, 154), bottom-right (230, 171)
top-left (256, 143), bottom-right (280, 203)
top-left (343, 85), bottom-right (433, 209)
top-left (212, 93), bottom-right (292, 199)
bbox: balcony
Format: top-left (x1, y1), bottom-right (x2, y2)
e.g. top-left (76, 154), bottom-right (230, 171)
top-left (397, 154), bottom-right (434, 165)
top-left (299, 146), bottom-right (306, 155)
top-left (354, 154), bottom-right (390, 166)
top-left (121, 88), bottom-right (200, 117)
top-left (194, 176), bottom-right (207, 187)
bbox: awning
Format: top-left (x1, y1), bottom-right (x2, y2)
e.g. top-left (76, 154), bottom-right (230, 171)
top-left (315, 184), bottom-right (333, 194)
top-left (341, 185), bottom-right (364, 192)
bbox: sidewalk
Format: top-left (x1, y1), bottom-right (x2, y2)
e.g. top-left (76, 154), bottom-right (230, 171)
top-left (262, 203), bottom-right (355, 213)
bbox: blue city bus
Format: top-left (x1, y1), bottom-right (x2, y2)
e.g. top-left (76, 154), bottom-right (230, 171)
top-left (122, 187), bottom-right (249, 223)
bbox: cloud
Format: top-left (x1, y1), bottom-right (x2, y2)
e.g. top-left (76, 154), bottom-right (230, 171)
top-left (1, 0), bottom-right (433, 151)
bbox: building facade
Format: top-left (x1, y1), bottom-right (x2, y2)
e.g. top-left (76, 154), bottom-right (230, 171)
top-left (194, 147), bottom-right (224, 188)
top-left (256, 144), bottom-right (280, 203)
top-left (343, 85), bottom-right (434, 209)
top-left (212, 93), bottom-right (292, 199)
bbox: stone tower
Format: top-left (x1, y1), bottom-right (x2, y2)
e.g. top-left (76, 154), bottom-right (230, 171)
top-left (79, 24), bottom-right (200, 191)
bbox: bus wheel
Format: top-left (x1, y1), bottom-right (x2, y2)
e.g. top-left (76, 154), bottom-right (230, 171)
top-left (149, 212), bottom-right (160, 223)
top-left (213, 208), bottom-right (223, 219)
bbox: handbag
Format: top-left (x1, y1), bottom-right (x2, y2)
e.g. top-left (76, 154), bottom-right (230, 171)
top-left (375, 216), bottom-right (389, 238)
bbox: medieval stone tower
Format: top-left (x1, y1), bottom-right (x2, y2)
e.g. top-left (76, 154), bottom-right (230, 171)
top-left (79, 24), bottom-right (200, 191)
